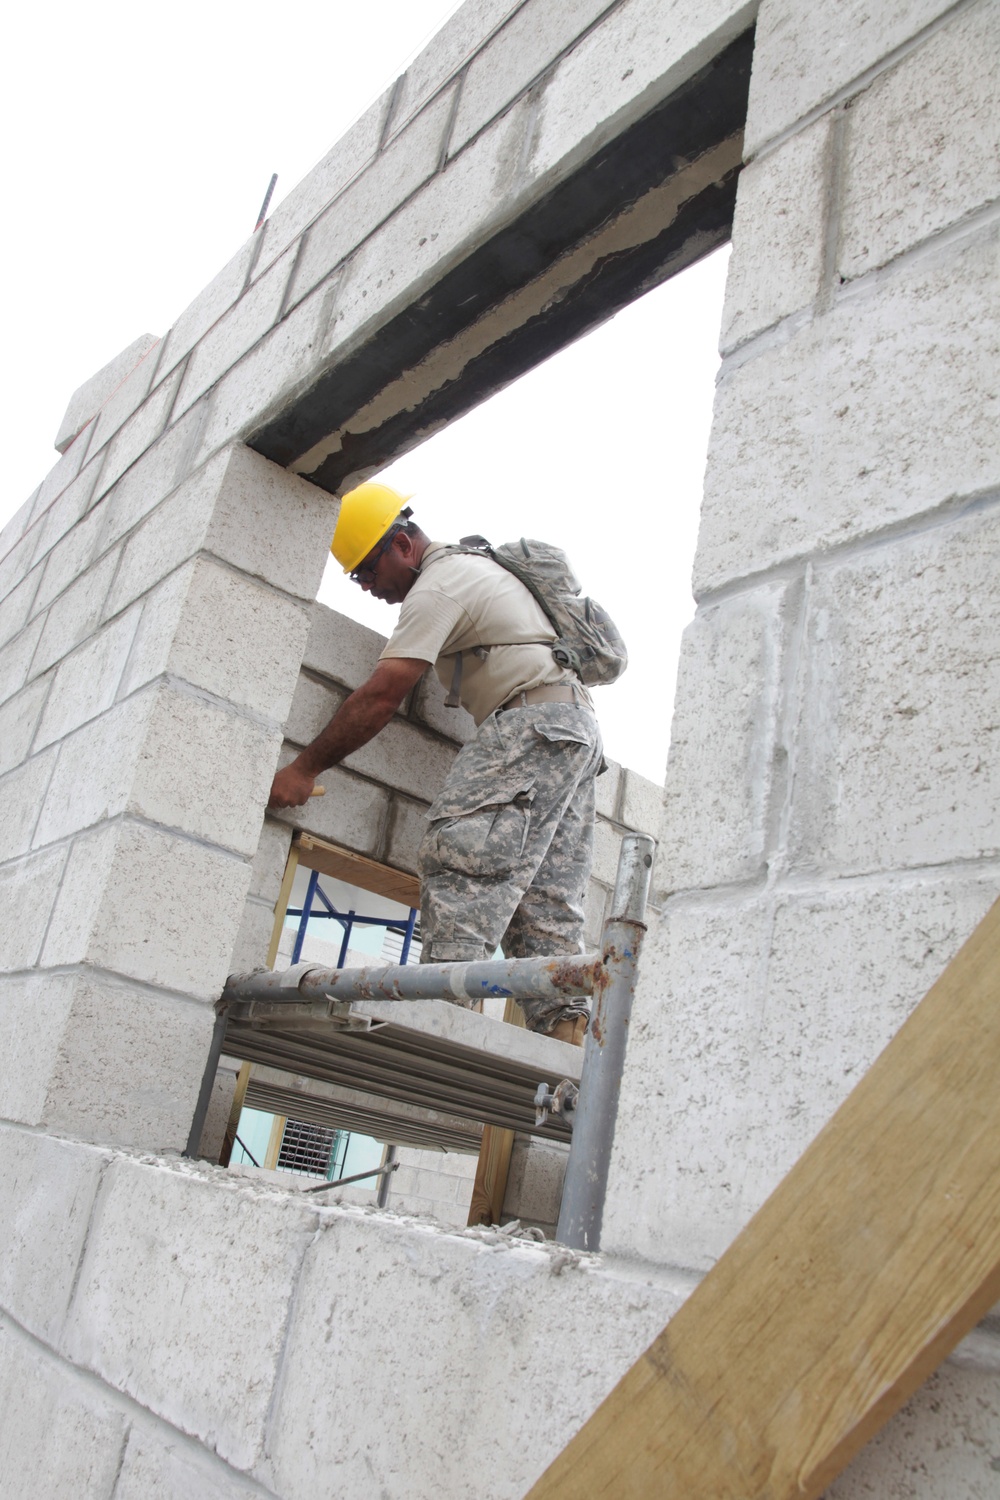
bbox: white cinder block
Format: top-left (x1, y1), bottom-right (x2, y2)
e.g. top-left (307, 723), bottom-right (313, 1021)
top-left (620, 768), bottom-right (662, 837)
top-left (28, 548), bottom-right (120, 678)
top-left (257, 91), bottom-right (390, 271)
top-left (164, 557), bottom-right (312, 723)
top-left (28, 458), bottom-right (103, 572)
top-left (0, 1323), bottom-right (128, 1498)
top-left (659, 586), bottom-right (789, 893)
top-left (450, 0), bottom-right (613, 156)
top-left (114, 1422), bottom-right (267, 1500)
top-left (583, 876), bottom-right (608, 946)
top-left (287, 86), bottom-right (456, 311)
top-left (301, 601), bottom-right (385, 688)
top-left (744, 0), bottom-right (955, 155)
top-left (55, 332), bottom-right (159, 452)
top-left (266, 1209), bottom-right (681, 1499)
top-left (284, 671), bottom-right (344, 746)
top-left (591, 817), bottom-right (623, 886)
top-left (63, 1157), bottom-right (317, 1471)
top-left (698, 223), bottom-right (1000, 593)
top-left (0, 973), bottom-right (73, 1124)
top-left (33, 605), bottom-right (142, 751)
top-left (392, 0), bottom-right (522, 135)
top-left (0, 492), bottom-right (41, 565)
top-left (602, 894), bottom-right (770, 1268)
top-left (248, 816), bottom-right (293, 902)
top-left (0, 614), bottom-right (45, 708)
top-left (0, 675), bottom-right (50, 776)
top-left (342, 717), bottom-right (455, 803)
top-left (0, 1128), bottom-right (110, 1343)
top-left (0, 527), bottom-right (41, 607)
top-left (0, 845), bottom-right (68, 973)
top-left (275, 757), bottom-right (390, 857)
top-left (175, 247), bottom-right (296, 419)
top-left (594, 759), bottom-right (620, 820)
top-left (412, 668), bottom-right (475, 743)
top-left (42, 819), bottom-right (251, 1001)
top-left (114, 562), bottom-right (194, 699)
top-left (94, 365), bottom-right (183, 500)
top-left (229, 893), bottom-right (276, 973)
top-left (789, 510), bottom-right (1000, 877)
top-left (95, 403), bottom-right (201, 543)
top-left (384, 793), bottom-right (431, 875)
top-left (155, 233), bottom-right (261, 381)
top-left (502, 1134), bottom-right (569, 1233)
top-left (0, 572), bottom-right (41, 654)
top-left (86, 339), bottom-right (161, 456)
top-left (531, 0), bottom-right (755, 181)
top-left (28, 424), bottom-right (93, 520)
top-left (721, 113), bottom-right (830, 351)
top-left (31, 503), bottom-right (107, 617)
top-left (838, 0), bottom-right (1000, 279)
top-left (0, 747), bottom-right (57, 862)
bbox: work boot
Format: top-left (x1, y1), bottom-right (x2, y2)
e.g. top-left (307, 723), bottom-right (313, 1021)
top-left (549, 1015), bottom-right (588, 1046)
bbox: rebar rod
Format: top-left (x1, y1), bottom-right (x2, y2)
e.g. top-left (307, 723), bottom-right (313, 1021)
top-left (555, 833), bottom-right (655, 1251)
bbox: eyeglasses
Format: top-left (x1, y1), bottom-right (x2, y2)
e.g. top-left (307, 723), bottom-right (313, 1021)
top-left (350, 528), bottom-right (398, 586)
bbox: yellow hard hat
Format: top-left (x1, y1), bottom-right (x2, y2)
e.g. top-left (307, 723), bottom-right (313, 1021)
top-left (331, 482), bottom-right (411, 574)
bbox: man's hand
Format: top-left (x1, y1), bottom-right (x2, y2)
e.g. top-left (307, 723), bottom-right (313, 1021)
top-left (269, 760), bottom-right (317, 809)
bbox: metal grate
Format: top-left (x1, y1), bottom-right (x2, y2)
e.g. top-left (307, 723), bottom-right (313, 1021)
top-left (276, 1119), bottom-right (346, 1178)
top-left (382, 922), bottom-right (422, 964)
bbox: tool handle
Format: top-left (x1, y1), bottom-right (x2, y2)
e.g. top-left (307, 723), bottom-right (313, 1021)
top-left (310, 786), bottom-right (326, 797)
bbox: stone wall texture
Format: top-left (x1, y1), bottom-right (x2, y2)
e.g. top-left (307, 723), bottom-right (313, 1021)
top-left (1, 0), bottom-right (999, 1495)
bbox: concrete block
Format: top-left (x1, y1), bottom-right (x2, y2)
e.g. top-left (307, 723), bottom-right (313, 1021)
top-left (0, 525), bottom-right (40, 606)
top-left (620, 767), bottom-right (662, 836)
top-left (745, 0), bottom-right (954, 156)
top-left (583, 877), bottom-right (609, 947)
top-left (0, 674), bottom-right (50, 776)
top-left (450, 0), bottom-right (613, 156)
top-left (698, 222), bottom-right (1000, 592)
top-left (319, 94), bottom-right (535, 370)
top-left (502, 1133), bottom-right (569, 1235)
top-left (0, 571), bottom-right (41, 653)
top-left (257, 90), bottom-right (390, 269)
top-left (384, 793), bottom-right (430, 875)
top-left (29, 547), bottom-right (120, 677)
top-left (248, 816), bottom-right (293, 902)
top-left (95, 365), bottom-right (183, 499)
top-left (0, 746), bottom-right (57, 862)
top-left (86, 338), bottom-right (162, 456)
top-left (838, 0), bottom-right (1000, 279)
top-left (721, 113), bottom-right (830, 351)
top-left (301, 601), bottom-right (385, 688)
top-left (43, 819), bottom-right (251, 1002)
top-left (55, 332), bottom-right (159, 452)
top-left (64, 1157), bottom-right (317, 1470)
top-left (602, 894), bottom-right (770, 1269)
top-left (29, 422), bottom-right (93, 518)
top-left (392, 0), bottom-right (522, 135)
top-left (789, 509), bottom-right (1000, 877)
top-left (739, 876), bottom-right (1000, 1219)
top-left (659, 584), bottom-right (789, 893)
top-left (114, 1421), bottom-right (267, 1500)
top-left (31, 502), bottom-right (107, 616)
top-left (34, 692), bottom-right (151, 851)
top-left (175, 247), bottom-right (296, 419)
top-left (284, 670), bottom-right (344, 746)
top-left (155, 232), bottom-right (261, 380)
top-left (95, 403), bottom-right (201, 544)
top-left (343, 716), bottom-right (455, 802)
top-left (286, 85), bottom-right (456, 311)
top-left (827, 1362), bottom-right (1000, 1499)
top-left (0, 973), bottom-right (73, 1123)
top-left (0, 1323), bottom-right (128, 1499)
top-left (0, 845), bottom-right (68, 973)
top-left (229, 893), bottom-right (276, 973)
top-left (530, 0), bottom-right (756, 181)
top-left (0, 491), bottom-right (40, 564)
top-left (591, 816), bottom-right (623, 886)
top-left (594, 758), bottom-right (620, 819)
top-left (267, 1207), bottom-right (682, 1499)
top-left (29, 457), bottom-right (104, 571)
top-left (192, 280), bottom-right (335, 465)
top-left (412, 666), bottom-right (476, 743)
top-left (163, 557), bottom-right (313, 723)
top-left (0, 1127), bottom-right (110, 1344)
top-left (274, 756), bottom-right (390, 857)
top-left (33, 604), bottom-right (141, 750)
top-left (0, 614), bottom-right (45, 707)
top-left (114, 562), bottom-right (194, 699)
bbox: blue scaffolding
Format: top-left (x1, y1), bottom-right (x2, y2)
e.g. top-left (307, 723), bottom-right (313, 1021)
top-left (287, 869), bottom-right (419, 968)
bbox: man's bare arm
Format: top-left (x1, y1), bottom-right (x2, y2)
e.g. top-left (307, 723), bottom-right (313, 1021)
top-left (268, 656), bottom-right (430, 809)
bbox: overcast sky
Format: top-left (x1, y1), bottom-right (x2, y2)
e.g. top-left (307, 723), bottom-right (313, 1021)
top-left (3, 0), bottom-right (729, 784)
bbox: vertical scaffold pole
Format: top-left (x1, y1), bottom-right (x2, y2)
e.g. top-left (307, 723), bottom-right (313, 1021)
top-left (556, 832), bottom-right (655, 1251)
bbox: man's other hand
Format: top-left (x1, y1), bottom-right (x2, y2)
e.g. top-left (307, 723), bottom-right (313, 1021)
top-left (268, 761), bottom-right (317, 809)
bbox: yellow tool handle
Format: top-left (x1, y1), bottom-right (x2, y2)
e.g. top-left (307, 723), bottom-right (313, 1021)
top-left (310, 786), bottom-right (326, 797)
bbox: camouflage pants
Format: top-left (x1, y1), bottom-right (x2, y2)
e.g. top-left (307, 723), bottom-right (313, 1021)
top-left (418, 701), bottom-right (603, 1033)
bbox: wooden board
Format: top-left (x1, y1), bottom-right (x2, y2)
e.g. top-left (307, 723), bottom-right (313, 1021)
top-left (468, 998), bottom-right (526, 1225)
top-left (527, 896), bottom-right (1000, 1500)
top-left (296, 833), bottom-right (420, 909)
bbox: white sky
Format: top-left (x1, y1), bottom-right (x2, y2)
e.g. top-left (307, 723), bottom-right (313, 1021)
top-left (3, 0), bottom-right (729, 785)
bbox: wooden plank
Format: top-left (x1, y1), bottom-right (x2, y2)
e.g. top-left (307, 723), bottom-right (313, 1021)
top-left (295, 833), bottom-right (420, 909)
top-left (469, 998), bottom-right (526, 1225)
top-left (266, 840), bottom-right (299, 969)
top-left (527, 896), bottom-right (1000, 1500)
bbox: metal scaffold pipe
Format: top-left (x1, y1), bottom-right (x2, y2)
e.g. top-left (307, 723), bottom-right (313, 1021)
top-left (555, 832), bottom-right (655, 1252)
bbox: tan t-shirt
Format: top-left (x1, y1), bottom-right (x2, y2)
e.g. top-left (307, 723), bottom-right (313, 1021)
top-left (379, 542), bottom-right (582, 724)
